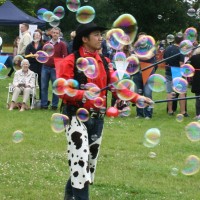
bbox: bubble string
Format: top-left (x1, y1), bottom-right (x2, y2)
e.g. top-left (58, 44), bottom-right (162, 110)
top-left (141, 45), bottom-right (200, 72)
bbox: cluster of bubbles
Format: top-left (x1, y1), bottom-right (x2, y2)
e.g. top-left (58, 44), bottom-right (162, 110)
top-left (158, 27), bottom-right (197, 99)
top-left (66, 0), bottom-right (95, 24)
top-left (182, 0), bottom-right (199, 18)
top-left (179, 98), bottom-right (200, 175)
top-left (186, 6), bottom-right (200, 19)
top-left (104, 14), bottom-right (159, 110)
top-left (12, 44), bottom-right (55, 71)
top-left (106, 14), bottom-right (138, 50)
top-left (106, 29), bottom-right (175, 110)
top-left (143, 118), bottom-right (200, 176)
top-left (53, 78), bottom-right (79, 96)
top-left (76, 57), bottom-right (99, 79)
top-left (37, 6), bottom-right (65, 27)
top-left (37, 1), bottom-right (95, 25)
top-left (142, 122), bottom-right (200, 176)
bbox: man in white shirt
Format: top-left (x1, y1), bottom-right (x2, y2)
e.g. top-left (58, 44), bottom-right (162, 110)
top-left (17, 23), bottom-right (32, 56)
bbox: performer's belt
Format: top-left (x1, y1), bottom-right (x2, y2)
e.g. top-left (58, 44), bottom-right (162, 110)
top-left (62, 104), bottom-right (105, 119)
top-left (90, 111), bottom-right (105, 119)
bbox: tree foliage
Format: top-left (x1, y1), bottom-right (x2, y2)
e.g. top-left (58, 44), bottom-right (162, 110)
top-left (0, 0), bottom-right (200, 43)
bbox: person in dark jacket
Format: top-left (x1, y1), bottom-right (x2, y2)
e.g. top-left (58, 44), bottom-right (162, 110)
top-left (189, 48), bottom-right (200, 119)
top-left (55, 22), bottom-right (152, 200)
top-left (25, 30), bottom-right (44, 99)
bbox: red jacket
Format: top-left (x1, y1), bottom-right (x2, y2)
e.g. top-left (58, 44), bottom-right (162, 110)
top-left (55, 47), bottom-right (139, 110)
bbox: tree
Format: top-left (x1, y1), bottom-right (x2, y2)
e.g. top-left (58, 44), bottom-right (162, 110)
top-left (107, 0), bottom-right (198, 40)
top-left (1, 0), bottom-right (200, 44)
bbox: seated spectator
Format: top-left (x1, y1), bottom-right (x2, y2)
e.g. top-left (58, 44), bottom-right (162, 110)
top-left (9, 59), bottom-right (35, 112)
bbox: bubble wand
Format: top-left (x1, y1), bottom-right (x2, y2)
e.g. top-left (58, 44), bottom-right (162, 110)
top-left (153, 95), bottom-right (200, 104)
top-left (94, 77), bottom-right (130, 94)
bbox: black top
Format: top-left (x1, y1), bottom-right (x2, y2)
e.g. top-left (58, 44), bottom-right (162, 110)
top-left (189, 54), bottom-right (200, 93)
top-left (25, 41), bottom-right (43, 70)
top-left (163, 44), bottom-right (184, 76)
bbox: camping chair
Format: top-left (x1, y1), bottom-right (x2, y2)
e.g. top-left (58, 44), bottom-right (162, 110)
top-left (6, 73), bottom-right (39, 110)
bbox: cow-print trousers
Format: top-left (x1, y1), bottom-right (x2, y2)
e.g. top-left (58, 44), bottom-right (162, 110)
top-left (65, 116), bottom-right (104, 194)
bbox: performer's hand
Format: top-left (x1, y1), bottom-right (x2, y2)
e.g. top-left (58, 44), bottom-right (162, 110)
top-left (145, 97), bottom-right (154, 105)
top-left (84, 87), bottom-right (100, 100)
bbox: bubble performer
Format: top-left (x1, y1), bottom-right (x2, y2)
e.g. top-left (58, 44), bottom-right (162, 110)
top-left (55, 22), bottom-right (152, 200)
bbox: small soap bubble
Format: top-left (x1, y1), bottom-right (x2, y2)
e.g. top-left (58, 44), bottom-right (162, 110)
top-left (148, 151), bottom-right (157, 158)
top-left (182, 155), bottom-right (200, 176)
top-left (176, 114), bottom-right (184, 122)
top-left (13, 130), bottom-right (24, 143)
top-left (76, 108), bottom-right (90, 122)
top-left (171, 167), bottom-right (179, 176)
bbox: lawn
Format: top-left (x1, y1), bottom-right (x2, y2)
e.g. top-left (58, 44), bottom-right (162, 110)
top-left (0, 68), bottom-right (200, 200)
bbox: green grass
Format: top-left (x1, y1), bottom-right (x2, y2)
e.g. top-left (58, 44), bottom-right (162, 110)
top-left (0, 68), bottom-right (200, 200)
top-left (2, 46), bottom-right (13, 53)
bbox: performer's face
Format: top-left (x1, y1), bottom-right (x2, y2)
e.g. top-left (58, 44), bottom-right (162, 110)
top-left (83, 31), bottom-right (103, 52)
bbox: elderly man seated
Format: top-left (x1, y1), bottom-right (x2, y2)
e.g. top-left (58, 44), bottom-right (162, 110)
top-left (9, 59), bottom-right (35, 111)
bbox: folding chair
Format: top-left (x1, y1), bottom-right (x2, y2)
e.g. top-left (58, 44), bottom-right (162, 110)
top-left (6, 73), bottom-right (38, 109)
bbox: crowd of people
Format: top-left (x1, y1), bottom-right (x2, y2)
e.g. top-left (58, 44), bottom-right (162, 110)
top-left (1, 21), bottom-right (200, 199)
top-left (6, 23), bottom-right (69, 111)
top-left (2, 23), bottom-right (199, 118)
